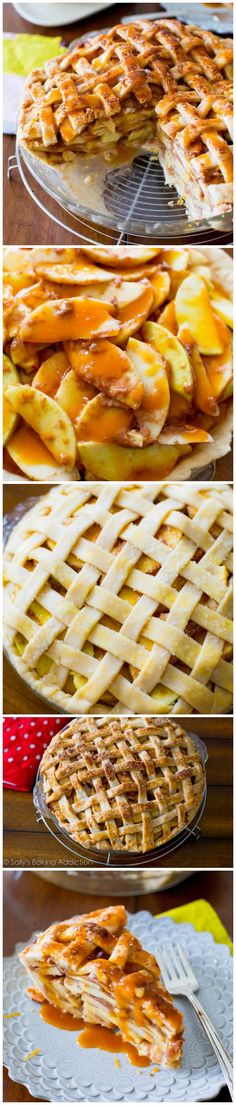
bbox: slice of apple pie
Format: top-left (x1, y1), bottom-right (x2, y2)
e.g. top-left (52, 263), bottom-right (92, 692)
top-left (18, 18), bottom-right (233, 222)
top-left (19, 905), bottom-right (183, 1066)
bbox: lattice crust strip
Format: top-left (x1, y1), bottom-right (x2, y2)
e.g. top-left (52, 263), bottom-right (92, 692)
top-left (3, 482), bottom-right (233, 715)
top-left (40, 716), bottom-right (206, 854)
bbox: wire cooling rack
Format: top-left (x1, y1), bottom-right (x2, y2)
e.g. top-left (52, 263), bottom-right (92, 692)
top-left (8, 141), bottom-right (233, 246)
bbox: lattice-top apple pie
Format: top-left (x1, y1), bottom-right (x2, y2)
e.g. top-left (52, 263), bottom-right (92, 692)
top-left (19, 905), bottom-right (183, 1066)
top-left (18, 18), bottom-right (233, 222)
top-left (3, 482), bottom-right (233, 716)
top-left (3, 245), bottom-right (233, 482)
top-left (39, 717), bottom-right (206, 854)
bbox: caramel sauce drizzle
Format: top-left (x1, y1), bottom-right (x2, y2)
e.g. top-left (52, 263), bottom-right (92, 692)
top-left (39, 1003), bottom-right (151, 1067)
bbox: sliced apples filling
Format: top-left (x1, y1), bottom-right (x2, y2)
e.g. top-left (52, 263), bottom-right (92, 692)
top-left (3, 246), bottom-right (233, 480)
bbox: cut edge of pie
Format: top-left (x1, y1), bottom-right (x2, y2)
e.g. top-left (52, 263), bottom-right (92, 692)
top-left (18, 18), bottom-right (233, 223)
top-left (19, 905), bottom-right (184, 1067)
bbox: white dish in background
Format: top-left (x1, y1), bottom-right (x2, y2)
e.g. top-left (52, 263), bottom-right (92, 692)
top-left (13, 3), bottom-right (111, 28)
top-left (122, 5), bottom-right (233, 34)
top-left (4, 913), bottom-right (233, 1102)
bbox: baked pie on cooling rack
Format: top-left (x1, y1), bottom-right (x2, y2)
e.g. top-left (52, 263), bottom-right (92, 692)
top-left (39, 717), bottom-right (206, 854)
top-left (3, 482), bottom-right (233, 716)
top-left (19, 905), bottom-right (183, 1066)
top-left (3, 245), bottom-right (233, 482)
top-left (18, 17), bottom-right (233, 222)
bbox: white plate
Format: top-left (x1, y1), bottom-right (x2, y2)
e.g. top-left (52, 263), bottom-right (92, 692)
top-left (3, 912), bottom-right (233, 1101)
top-left (122, 5), bottom-right (233, 35)
top-left (13, 3), bottom-right (111, 28)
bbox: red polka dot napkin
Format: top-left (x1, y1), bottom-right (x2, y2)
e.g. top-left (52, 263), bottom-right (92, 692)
top-left (3, 717), bottom-right (66, 791)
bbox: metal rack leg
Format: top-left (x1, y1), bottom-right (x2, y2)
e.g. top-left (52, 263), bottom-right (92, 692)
top-left (7, 155), bottom-right (18, 180)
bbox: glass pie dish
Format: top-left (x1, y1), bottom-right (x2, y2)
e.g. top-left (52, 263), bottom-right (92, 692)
top-left (36, 869), bottom-right (194, 894)
top-left (17, 139), bottom-right (233, 242)
top-left (3, 498), bottom-right (67, 708)
top-left (3, 482), bottom-right (233, 718)
top-left (33, 722), bottom-right (208, 868)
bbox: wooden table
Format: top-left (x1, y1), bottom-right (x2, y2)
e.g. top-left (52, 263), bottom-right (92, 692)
top-left (3, 718), bottom-right (233, 870)
top-left (3, 869), bottom-right (232, 1102)
top-left (3, 3), bottom-right (233, 247)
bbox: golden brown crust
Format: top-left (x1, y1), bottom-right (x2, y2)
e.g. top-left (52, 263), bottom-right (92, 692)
top-left (40, 716), bottom-right (206, 854)
top-left (18, 18), bottom-right (233, 217)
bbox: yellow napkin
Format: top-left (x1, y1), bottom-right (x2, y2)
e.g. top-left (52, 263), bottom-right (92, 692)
top-left (157, 898), bottom-right (233, 953)
top-left (3, 34), bottom-right (66, 77)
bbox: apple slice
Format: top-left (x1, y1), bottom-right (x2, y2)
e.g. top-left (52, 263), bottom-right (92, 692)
top-left (189, 249), bottom-right (211, 267)
top-left (167, 393), bottom-right (191, 421)
top-left (209, 291), bottom-right (233, 329)
top-left (151, 269), bottom-right (170, 308)
top-left (191, 265), bottom-right (213, 289)
top-left (192, 346), bottom-right (219, 417)
top-left (3, 247), bottom-right (77, 272)
top-left (55, 279), bottom-right (152, 323)
top-left (3, 271), bottom-right (34, 294)
top-left (159, 425), bottom-right (213, 444)
top-left (162, 249), bottom-right (189, 272)
top-left (175, 274), bottom-right (224, 355)
top-left (143, 321), bottom-right (193, 401)
top-left (113, 263), bottom-right (159, 281)
top-left (3, 354), bottom-right (19, 444)
top-left (81, 246), bottom-right (161, 267)
top-left (3, 247), bottom-right (35, 273)
top-left (204, 345), bottom-right (233, 401)
top-left (221, 378), bottom-right (233, 400)
top-left (19, 297), bottom-right (120, 343)
top-left (5, 384), bottom-right (76, 468)
top-left (33, 350), bottom-right (69, 396)
top-left (15, 280), bottom-right (52, 311)
top-left (4, 298), bottom-right (31, 341)
top-left (158, 301), bottom-right (177, 334)
top-left (177, 323), bottom-right (218, 417)
top-left (31, 247), bottom-right (77, 266)
top-left (126, 337), bottom-right (170, 443)
top-left (3, 288), bottom-right (15, 329)
top-left (117, 282), bottom-right (154, 343)
top-left (8, 337), bottom-right (41, 373)
top-left (66, 339), bottom-right (144, 409)
top-left (150, 687), bottom-right (177, 711)
top-left (77, 394), bottom-right (133, 444)
top-left (55, 370), bottom-right (96, 425)
top-left (6, 425), bottom-right (77, 480)
top-left (79, 440), bottom-right (190, 480)
top-left (35, 261), bottom-right (115, 284)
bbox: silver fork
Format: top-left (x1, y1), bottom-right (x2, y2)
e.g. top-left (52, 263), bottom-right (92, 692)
top-left (157, 943), bottom-right (233, 1099)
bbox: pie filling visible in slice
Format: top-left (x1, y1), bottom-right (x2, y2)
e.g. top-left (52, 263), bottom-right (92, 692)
top-left (18, 18), bottom-right (233, 221)
top-left (19, 905), bottom-right (183, 1066)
